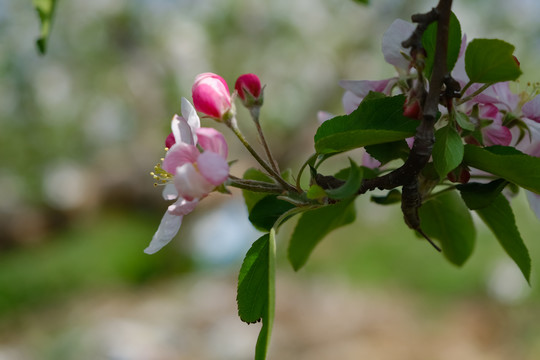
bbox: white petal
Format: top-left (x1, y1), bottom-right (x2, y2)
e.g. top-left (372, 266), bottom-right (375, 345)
top-left (144, 211), bottom-right (182, 254)
top-left (181, 97), bottom-right (200, 143)
top-left (171, 114), bottom-right (194, 145)
top-left (162, 183), bottom-right (178, 201)
top-left (382, 19), bottom-right (415, 70)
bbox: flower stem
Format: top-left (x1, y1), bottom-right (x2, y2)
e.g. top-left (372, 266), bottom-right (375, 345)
top-left (457, 82), bottom-right (492, 105)
top-left (228, 176), bottom-right (285, 194)
top-left (226, 118), bottom-right (298, 193)
top-left (250, 108), bottom-right (281, 175)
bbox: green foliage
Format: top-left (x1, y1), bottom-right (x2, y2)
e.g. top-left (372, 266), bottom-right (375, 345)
top-left (454, 111), bottom-right (476, 131)
top-left (432, 124), bottom-right (464, 178)
top-left (33, 0), bottom-right (58, 54)
top-left (237, 231), bottom-right (276, 359)
top-left (248, 196), bottom-right (295, 231)
top-left (419, 191), bottom-right (476, 266)
top-left (314, 94), bottom-right (418, 154)
top-left (371, 189), bottom-right (401, 205)
top-left (365, 140), bottom-right (409, 165)
top-left (463, 145), bottom-right (540, 193)
top-left (475, 195), bottom-right (531, 282)
top-left (422, 12), bottom-right (462, 77)
top-left (465, 39), bottom-right (522, 83)
top-left (352, 0), bottom-right (369, 4)
top-left (288, 199), bottom-right (356, 271)
top-left (457, 179), bottom-right (508, 210)
top-left (325, 159), bottom-right (363, 200)
top-left (242, 168), bottom-right (274, 213)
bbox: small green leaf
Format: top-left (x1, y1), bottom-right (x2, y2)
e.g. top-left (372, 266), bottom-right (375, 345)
top-left (422, 12), bottom-right (462, 77)
top-left (432, 124), bottom-right (465, 178)
top-left (33, 0), bottom-right (58, 54)
top-left (325, 158), bottom-right (363, 200)
top-left (371, 189), bottom-right (401, 205)
top-left (365, 140), bottom-right (410, 165)
top-left (288, 199), bottom-right (356, 271)
top-left (314, 94), bottom-right (419, 154)
top-left (306, 185), bottom-right (326, 200)
top-left (457, 179), bottom-right (508, 210)
top-left (475, 195), bottom-right (531, 282)
top-left (418, 191), bottom-right (475, 266)
top-left (465, 39), bottom-right (522, 83)
top-left (455, 111), bottom-right (475, 131)
top-left (248, 196), bottom-right (295, 231)
top-left (463, 145), bottom-right (540, 193)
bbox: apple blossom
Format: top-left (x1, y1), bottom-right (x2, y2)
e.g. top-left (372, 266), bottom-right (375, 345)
top-left (146, 99), bottom-right (229, 254)
top-left (192, 72), bottom-right (232, 120)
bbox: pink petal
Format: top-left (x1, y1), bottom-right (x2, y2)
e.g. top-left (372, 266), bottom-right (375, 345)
top-left (168, 197), bottom-right (199, 216)
top-left (175, 162), bottom-right (214, 200)
top-left (197, 151), bottom-right (229, 185)
top-left (192, 73), bottom-right (231, 119)
top-left (483, 125), bottom-right (512, 146)
top-left (162, 143), bottom-right (199, 174)
top-left (339, 78), bottom-right (395, 97)
top-left (362, 151), bottom-right (381, 169)
top-left (473, 82), bottom-right (519, 111)
top-left (382, 19), bottom-right (415, 70)
top-left (522, 96), bottom-right (540, 123)
top-left (235, 73), bottom-right (262, 100)
top-left (342, 91), bottom-right (362, 114)
top-left (144, 210), bottom-right (182, 254)
top-left (196, 127), bottom-right (228, 158)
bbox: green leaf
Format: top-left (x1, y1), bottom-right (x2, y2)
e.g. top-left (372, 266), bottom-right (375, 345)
top-left (475, 195), bottom-right (531, 282)
top-left (371, 189), bottom-right (401, 205)
top-left (242, 168), bottom-right (274, 213)
top-left (465, 39), bottom-right (522, 83)
top-left (463, 145), bottom-right (540, 193)
top-left (418, 191), bottom-right (475, 266)
top-left (33, 0), bottom-right (58, 54)
top-left (306, 185), bottom-right (326, 200)
top-left (365, 140), bottom-right (410, 165)
top-left (422, 12), bottom-right (462, 77)
top-left (314, 94), bottom-right (419, 154)
top-left (237, 230), bottom-right (277, 360)
top-left (288, 199), bottom-right (356, 271)
top-left (325, 158), bottom-right (363, 200)
top-left (237, 234), bottom-right (270, 324)
top-left (455, 111), bottom-right (475, 132)
top-left (457, 179), bottom-right (508, 210)
top-left (248, 196), bottom-right (295, 231)
top-left (432, 124), bottom-right (465, 178)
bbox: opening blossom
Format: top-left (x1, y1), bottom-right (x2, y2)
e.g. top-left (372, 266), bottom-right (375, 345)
top-left (146, 98), bottom-right (229, 254)
top-left (192, 73), bottom-right (232, 120)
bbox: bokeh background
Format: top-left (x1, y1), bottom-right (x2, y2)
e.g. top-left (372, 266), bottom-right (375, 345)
top-left (1, 0), bottom-right (540, 359)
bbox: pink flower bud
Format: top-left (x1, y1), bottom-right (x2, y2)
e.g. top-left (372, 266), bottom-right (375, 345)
top-left (192, 73), bottom-right (232, 120)
top-left (165, 132), bottom-right (176, 149)
top-left (235, 73), bottom-right (262, 101)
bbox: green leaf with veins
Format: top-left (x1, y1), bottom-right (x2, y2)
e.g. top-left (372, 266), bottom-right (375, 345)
top-left (457, 179), bottom-right (508, 210)
top-left (237, 230), bottom-right (277, 359)
top-left (463, 145), bottom-right (540, 193)
top-left (475, 195), bottom-right (531, 283)
top-left (365, 140), bottom-right (410, 165)
top-left (418, 190), bottom-right (475, 266)
top-left (432, 124), bottom-right (464, 178)
top-left (422, 11), bottom-right (462, 77)
top-left (314, 94), bottom-right (419, 154)
top-left (288, 199), bottom-right (356, 271)
top-left (465, 39), bottom-right (522, 83)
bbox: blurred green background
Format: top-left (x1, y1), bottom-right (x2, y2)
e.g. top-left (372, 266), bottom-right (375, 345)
top-left (1, 0), bottom-right (540, 359)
